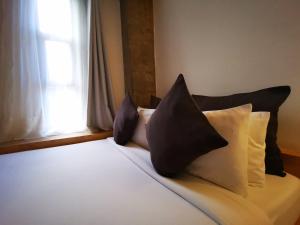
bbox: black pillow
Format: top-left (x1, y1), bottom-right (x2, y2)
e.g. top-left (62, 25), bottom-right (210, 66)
top-left (149, 95), bottom-right (161, 109)
top-left (146, 74), bottom-right (228, 177)
top-left (192, 86), bottom-right (291, 177)
top-left (113, 95), bottom-right (139, 145)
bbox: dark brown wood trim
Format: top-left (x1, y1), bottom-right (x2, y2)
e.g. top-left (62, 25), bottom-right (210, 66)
top-left (0, 130), bottom-right (113, 155)
top-left (296, 216), bottom-right (300, 225)
top-left (282, 153), bottom-right (300, 179)
top-left (281, 147), bottom-right (300, 157)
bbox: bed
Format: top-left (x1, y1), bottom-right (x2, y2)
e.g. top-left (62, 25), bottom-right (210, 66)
top-left (0, 138), bottom-right (299, 225)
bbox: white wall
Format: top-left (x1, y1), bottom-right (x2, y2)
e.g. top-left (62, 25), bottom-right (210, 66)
top-left (100, 0), bottom-right (125, 111)
top-left (154, 0), bottom-right (300, 151)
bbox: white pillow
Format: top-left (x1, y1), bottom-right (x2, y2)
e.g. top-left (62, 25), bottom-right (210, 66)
top-left (131, 107), bottom-right (155, 149)
top-left (186, 104), bottom-right (252, 197)
top-left (248, 112), bottom-right (270, 187)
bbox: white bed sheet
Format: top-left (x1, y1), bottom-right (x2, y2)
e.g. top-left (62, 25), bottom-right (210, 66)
top-left (0, 139), bottom-right (216, 225)
top-left (116, 139), bottom-right (300, 225)
top-left (113, 139), bottom-right (272, 225)
top-left (248, 174), bottom-right (300, 225)
top-left (1, 137), bottom-right (299, 225)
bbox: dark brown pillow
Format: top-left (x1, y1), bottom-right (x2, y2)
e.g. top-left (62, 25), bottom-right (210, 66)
top-left (113, 95), bottom-right (139, 145)
top-left (192, 86), bottom-right (291, 177)
top-left (149, 95), bottom-right (161, 109)
top-left (146, 74), bottom-right (228, 177)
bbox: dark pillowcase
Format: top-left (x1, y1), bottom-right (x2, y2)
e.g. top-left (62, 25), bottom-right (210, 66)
top-left (192, 86), bottom-right (291, 177)
top-left (149, 95), bottom-right (161, 109)
top-left (146, 74), bottom-right (228, 177)
top-left (113, 95), bottom-right (139, 145)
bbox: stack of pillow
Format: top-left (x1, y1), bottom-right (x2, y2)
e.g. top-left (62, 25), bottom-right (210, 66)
top-left (113, 74), bottom-right (290, 197)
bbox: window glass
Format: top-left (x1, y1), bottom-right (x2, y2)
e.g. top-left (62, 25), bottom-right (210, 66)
top-left (37, 0), bottom-right (72, 39)
top-left (37, 0), bottom-right (87, 134)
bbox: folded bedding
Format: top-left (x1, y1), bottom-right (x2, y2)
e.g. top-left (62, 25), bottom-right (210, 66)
top-left (112, 139), bottom-right (300, 225)
top-left (248, 174), bottom-right (300, 225)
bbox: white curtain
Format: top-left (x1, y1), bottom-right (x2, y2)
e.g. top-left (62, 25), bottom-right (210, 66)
top-left (0, 0), bottom-right (88, 143)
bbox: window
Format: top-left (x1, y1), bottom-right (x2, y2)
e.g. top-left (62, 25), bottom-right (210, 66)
top-left (37, 0), bottom-right (88, 135)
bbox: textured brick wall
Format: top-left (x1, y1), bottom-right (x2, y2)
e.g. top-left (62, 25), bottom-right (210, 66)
top-left (120, 0), bottom-right (156, 107)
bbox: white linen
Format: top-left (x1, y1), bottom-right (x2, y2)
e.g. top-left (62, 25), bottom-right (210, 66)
top-left (0, 0), bottom-right (88, 143)
top-left (247, 174), bottom-right (300, 225)
top-left (0, 139), bottom-right (216, 225)
top-left (113, 139), bottom-right (272, 225)
top-left (187, 104), bottom-right (252, 197)
top-left (248, 112), bottom-right (270, 187)
top-left (0, 0), bottom-right (46, 141)
top-left (131, 107), bottom-right (155, 149)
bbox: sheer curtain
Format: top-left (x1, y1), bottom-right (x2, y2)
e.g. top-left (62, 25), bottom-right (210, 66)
top-left (0, 0), bottom-right (88, 143)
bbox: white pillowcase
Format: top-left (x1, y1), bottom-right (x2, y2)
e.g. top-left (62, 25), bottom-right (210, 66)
top-left (186, 104), bottom-right (252, 197)
top-left (248, 112), bottom-right (270, 187)
top-left (131, 107), bottom-right (155, 149)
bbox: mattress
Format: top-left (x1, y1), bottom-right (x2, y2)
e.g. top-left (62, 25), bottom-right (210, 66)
top-left (248, 174), bottom-right (300, 225)
top-left (0, 138), bottom-right (299, 225)
top-left (0, 139), bottom-right (216, 225)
